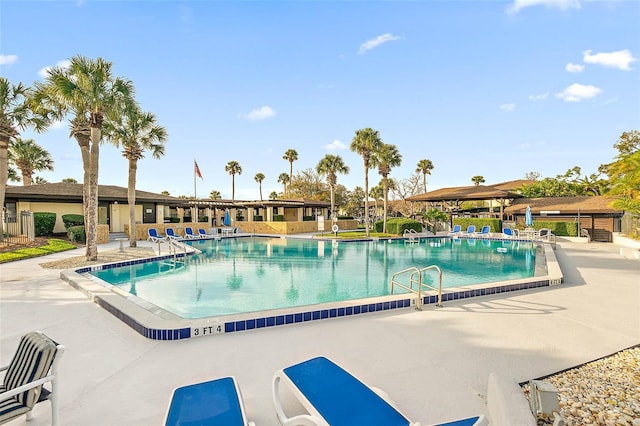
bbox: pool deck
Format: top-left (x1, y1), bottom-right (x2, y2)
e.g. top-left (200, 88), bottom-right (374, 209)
top-left (1, 237), bottom-right (639, 425)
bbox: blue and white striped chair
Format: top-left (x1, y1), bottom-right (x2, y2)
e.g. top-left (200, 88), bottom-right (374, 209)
top-left (0, 331), bottom-right (65, 425)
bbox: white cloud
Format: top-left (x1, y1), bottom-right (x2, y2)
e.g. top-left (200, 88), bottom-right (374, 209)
top-left (38, 60), bottom-right (71, 78)
top-left (500, 103), bottom-right (516, 112)
top-left (323, 140), bottom-right (346, 151)
top-left (358, 33), bottom-right (401, 55)
top-left (555, 83), bottom-right (601, 102)
top-left (583, 49), bottom-right (637, 71)
top-left (508, 0), bottom-right (581, 14)
top-left (565, 62), bottom-right (584, 73)
top-left (528, 93), bottom-right (549, 101)
top-left (240, 106), bottom-right (276, 121)
top-left (0, 55), bottom-right (18, 65)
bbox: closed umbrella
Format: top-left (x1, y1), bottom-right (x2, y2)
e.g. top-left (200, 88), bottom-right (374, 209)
top-left (525, 205), bottom-right (533, 228)
top-left (223, 209), bottom-right (231, 226)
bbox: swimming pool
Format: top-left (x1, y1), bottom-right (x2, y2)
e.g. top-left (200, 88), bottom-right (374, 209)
top-left (89, 237), bottom-right (536, 319)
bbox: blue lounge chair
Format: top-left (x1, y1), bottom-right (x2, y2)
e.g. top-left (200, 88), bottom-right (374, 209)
top-left (165, 377), bottom-right (254, 426)
top-left (165, 228), bottom-right (181, 240)
top-left (147, 228), bottom-right (163, 243)
top-left (502, 228), bottom-right (515, 238)
top-left (461, 225), bottom-right (476, 236)
top-left (183, 227), bottom-right (200, 239)
top-left (476, 225), bottom-right (491, 237)
top-left (272, 357), bottom-right (486, 426)
top-left (448, 224), bottom-right (462, 236)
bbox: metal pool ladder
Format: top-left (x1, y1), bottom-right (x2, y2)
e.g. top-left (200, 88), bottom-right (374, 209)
top-left (403, 228), bottom-right (419, 244)
top-left (390, 265), bottom-right (443, 310)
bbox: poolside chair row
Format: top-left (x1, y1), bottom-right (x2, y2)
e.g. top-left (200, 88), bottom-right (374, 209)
top-left (165, 356), bottom-right (488, 426)
top-left (448, 225), bottom-right (492, 237)
top-left (147, 227), bottom-right (225, 242)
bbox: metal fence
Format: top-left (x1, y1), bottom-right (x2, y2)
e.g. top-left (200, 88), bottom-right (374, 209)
top-left (1, 210), bottom-right (35, 244)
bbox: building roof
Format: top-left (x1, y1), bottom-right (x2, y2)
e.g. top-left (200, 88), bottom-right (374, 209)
top-left (491, 179), bottom-right (534, 191)
top-left (504, 196), bottom-right (622, 214)
top-left (6, 183), bottom-right (184, 205)
top-left (406, 185), bottom-right (522, 202)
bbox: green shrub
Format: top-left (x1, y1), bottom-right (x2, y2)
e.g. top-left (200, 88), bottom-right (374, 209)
top-left (68, 225), bottom-right (86, 243)
top-left (533, 221), bottom-right (578, 237)
top-left (62, 214), bottom-right (84, 229)
top-left (34, 212), bottom-right (56, 236)
top-left (273, 215), bottom-right (284, 222)
top-left (338, 216), bottom-right (354, 220)
top-left (198, 215), bottom-right (208, 223)
top-left (254, 215), bottom-right (264, 221)
top-left (453, 218), bottom-right (502, 232)
top-left (374, 218), bottom-right (421, 234)
top-left (170, 217), bottom-right (180, 223)
top-left (302, 216), bottom-right (313, 221)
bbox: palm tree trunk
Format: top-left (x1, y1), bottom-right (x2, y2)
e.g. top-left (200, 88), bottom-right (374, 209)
top-left (289, 163), bottom-right (293, 197)
top-left (22, 172), bottom-right (32, 186)
top-left (364, 159), bottom-right (370, 237)
top-left (0, 138), bottom-right (8, 241)
top-left (330, 184), bottom-right (335, 219)
top-left (86, 128), bottom-right (100, 261)
top-left (128, 158), bottom-right (137, 248)
top-left (231, 174), bottom-right (235, 201)
top-left (383, 178), bottom-right (389, 233)
top-left (259, 184), bottom-right (263, 202)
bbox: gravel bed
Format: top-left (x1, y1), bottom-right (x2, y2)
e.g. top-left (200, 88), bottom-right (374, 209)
top-left (522, 346), bottom-right (640, 425)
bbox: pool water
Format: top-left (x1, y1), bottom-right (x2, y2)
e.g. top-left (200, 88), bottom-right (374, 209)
top-left (90, 237), bottom-right (535, 319)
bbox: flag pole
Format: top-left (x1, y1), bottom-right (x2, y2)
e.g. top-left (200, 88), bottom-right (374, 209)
top-left (194, 159), bottom-right (197, 200)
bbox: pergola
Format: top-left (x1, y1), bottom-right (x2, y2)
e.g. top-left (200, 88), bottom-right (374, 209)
top-left (406, 185), bottom-right (522, 219)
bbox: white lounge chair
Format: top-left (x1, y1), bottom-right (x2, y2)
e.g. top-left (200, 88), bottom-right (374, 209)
top-left (448, 224), bottom-right (462, 236)
top-left (147, 228), bottom-right (164, 243)
top-left (165, 228), bottom-right (182, 240)
top-left (165, 376), bottom-right (254, 426)
top-left (272, 356), bottom-right (486, 426)
top-left (0, 331), bottom-right (65, 426)
top-left (183, 227), bottom-right (201, 239)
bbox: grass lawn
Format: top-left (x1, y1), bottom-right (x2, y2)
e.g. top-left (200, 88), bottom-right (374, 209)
top-left (0, 239), bottom-right (78, 264)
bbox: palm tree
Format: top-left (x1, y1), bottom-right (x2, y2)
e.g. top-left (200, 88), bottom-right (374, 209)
top-left (33, 176), bottom-right (49, 184)
top-left (225, 160), bottom-right (242, 201)
top-left (161, 190), bottom-right (170, 196)
top-left (350, 128), bottom-right (383, 236)
top-left (373, 144), bottom-right (402, 233)
top-left (8, 138), bottom-right (54, 185)
top-left (254, 172), bottom-right (265, 202)
top-left (62, 177), bottom-right (78, 183)
top-left (0, 78), bottom-right (46, 237)
top-left (471, 175), bottom-right (485, 186)
top-left (269, 191), bottom-right (278, 200)
top-left (316, 154), bottom-right (349, 220)
top-left (209, 190), bottom-right (221, 200)
top-left (104, 104), bottom-right (167, 247)
top-left (33, 55), bottom-right (134, 260)
top-left (416, 158), bottom-right (434, 193)
top-left (282, 149), bottom-right (298, 196)
top-left (278, 173), bottom-right (290, 196)
top-left (369, 184), bottom-right (384, 218)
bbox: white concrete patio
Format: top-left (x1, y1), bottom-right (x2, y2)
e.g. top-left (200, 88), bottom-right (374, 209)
top-left (1, 239), bottom-right (638, 425)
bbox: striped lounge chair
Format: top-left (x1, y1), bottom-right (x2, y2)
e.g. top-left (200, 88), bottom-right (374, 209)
top-left (0, 331), bottom-right (64, 425)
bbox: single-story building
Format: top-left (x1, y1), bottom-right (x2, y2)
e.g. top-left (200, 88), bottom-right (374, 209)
top-left (504, 196), bottom-right (624, 242)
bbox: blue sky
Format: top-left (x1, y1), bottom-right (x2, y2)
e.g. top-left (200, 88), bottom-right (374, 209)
top-left (1, 0), bottom-right (639, 200)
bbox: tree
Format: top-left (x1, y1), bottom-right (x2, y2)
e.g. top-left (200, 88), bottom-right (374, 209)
top-left (105, 104), bottom-right (167, 247)
top-left (288, 169), bottom-right (327, 200)
top-left (8, 138), bottom-right (54, 185)
top-left (282, 149), bottom-right (298, 196)
top-left (278, 173), bottom-right (290, 195)
top-left (269, 191), bottom-right (278, 200)
top-left (471, 175), bottom-right (485, 186)
top-left (350, 128), bottom-right (383, 236)
top-left (525, 171), bottom-right (541, 181)
top-left (34, 55), bottom-right (134, 260)
top-left (0, 78), bottom-right (46, 238)
top-left (33, 176), bottom-right (48, 184)
top-left (316, 154), bottom-right (349, 220)
top-left (343, 186), bottom-right (366, 218)
top-left (254, 172), bottom-right (265, 202)
top-left (415, 158), bottom-right (434, 193)
top-left (225, 160), bottom-right (242, 201)
top-left (373, 143), bottom-right (402, 232)
top-left (161, 190), bottom-right (170, 196)
top-left (606, 130), bottom-right (640, 214)
top-left (369, 184), bottom-right (384, 217)
top-left (209, 190), bottom-right (221, 200)
top-left (62, 177), bottom-right (78, 183)
top-left (392, 173), bottom-right (422, 217)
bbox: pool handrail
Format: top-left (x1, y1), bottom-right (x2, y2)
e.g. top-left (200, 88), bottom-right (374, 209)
top-left (390, 264), bottom-right (443, 310)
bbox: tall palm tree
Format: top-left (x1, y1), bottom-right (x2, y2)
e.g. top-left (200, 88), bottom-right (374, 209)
top-left (471, 175), bottom-right (485, 186)
top-left (225, 160), bottom-right (242, 201)
top-left (0, 78), bottom-right (46, 237)
top-left (282, 149), bottom-right (298, 196)
top-left (316, 154), bottom-right (349, 220)
top-left (350, 128), bottom-right (383, 236)
top-left (33, 55), bottom-right (134, 260)
top-left (254, 172), bottom-right (265, 202)
top-left (104, 105), bottom-right (167, 247)
top-left (209, 190), bottom-right (221, 200)
top-left (373, 144), bottom-right (402, 233)
top-left (416, 158), bottom-right (434, 193)
top-left (8, 138), bottom-right (54, 185)
top-left (278, 172), bottom-right (290, 196)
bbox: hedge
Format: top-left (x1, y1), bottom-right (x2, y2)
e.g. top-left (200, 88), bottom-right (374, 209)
top-left (452, 218), bottom-right (502, 233)
top-left (62, 214), bottom-right (84, 229)
top-left (531, 221), bottom-right (578, 237)
top-left (273, 215), bottom-right (284, 222)
top-left (68, 225), bottom-right (86, 243)
top-left (374, 218), bottom-right (422, 235)
top-left (34, 212), bottom-right (56, 236)
top-left (254, 215), bottom-right (264, 221)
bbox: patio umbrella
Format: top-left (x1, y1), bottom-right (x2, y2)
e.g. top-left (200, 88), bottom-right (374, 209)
top-left (525, 205), bottom-right (533, 228)
top-left (223, 209), bottom-right (231, 226)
